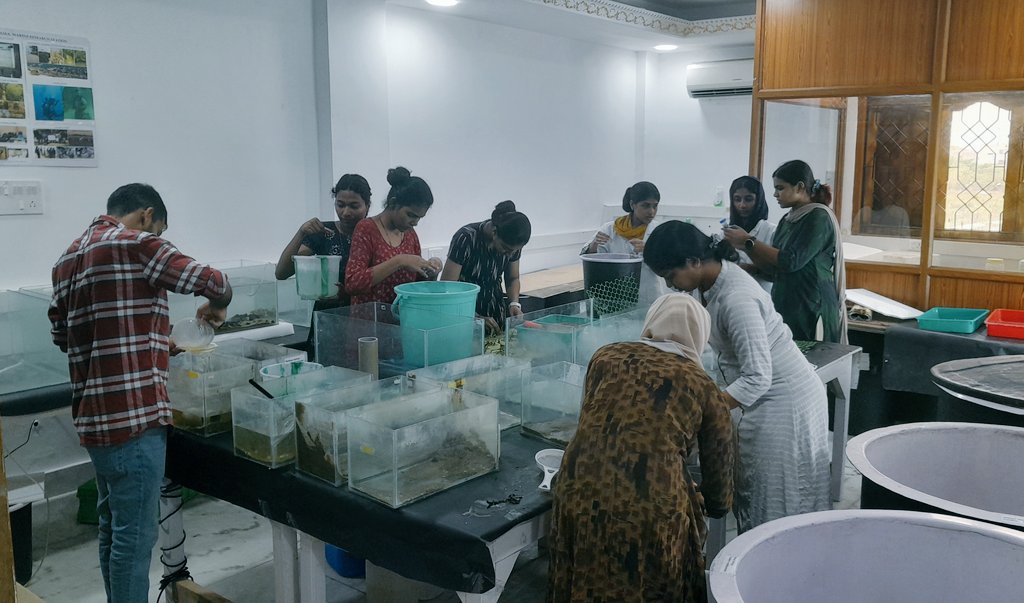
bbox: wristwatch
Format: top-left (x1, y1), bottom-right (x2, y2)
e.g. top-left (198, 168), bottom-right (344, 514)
top-left (744, 236), bottom-right (756, 252)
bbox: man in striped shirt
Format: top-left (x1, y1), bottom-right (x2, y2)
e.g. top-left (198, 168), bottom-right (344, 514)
top-left (49, 183), bottom-right (232, 603)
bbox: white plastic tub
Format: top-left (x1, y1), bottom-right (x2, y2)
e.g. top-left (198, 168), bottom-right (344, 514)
top-left (847, 422), bottom-right (1024, 529)
top-left (708, 510), bottom-right (1024, 603)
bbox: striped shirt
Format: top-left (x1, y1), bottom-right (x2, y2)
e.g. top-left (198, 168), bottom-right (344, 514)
top-left (49, 215), bottom-right (228, 447)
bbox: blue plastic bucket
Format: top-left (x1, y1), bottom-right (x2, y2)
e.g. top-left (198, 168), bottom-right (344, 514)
top-left (393, 281), bottom-right (480, 367)
top-left (325, 545), bottom-right (365, 579)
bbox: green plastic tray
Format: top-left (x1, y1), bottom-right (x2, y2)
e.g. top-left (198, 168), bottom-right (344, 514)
top-left (916, 307), bottom-right (989, 334)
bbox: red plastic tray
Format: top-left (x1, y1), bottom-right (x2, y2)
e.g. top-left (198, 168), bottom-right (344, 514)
top-left (985, 309), bottom-right (1024, 340)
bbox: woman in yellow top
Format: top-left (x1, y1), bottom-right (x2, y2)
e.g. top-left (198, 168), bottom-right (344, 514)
top-left (581, 181), bottom-right (671, 306)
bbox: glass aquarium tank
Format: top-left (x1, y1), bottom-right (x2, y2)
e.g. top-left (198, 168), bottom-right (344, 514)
top-left (521, 361), bottom-right (587, 447)
top-left (230, 365), bottom-right (370, 468)
top-left (168, 352), bottom-right (253, 436)
top-left (408, 355), bottom-right (531, 431)
top-left (294, 375), bottom-right (444, 485)
top-left (0, 290), bottom-right (68, 395)
top-left (167, 261), bottom-right (278, 334)
top-left (505, 300), bottom-right (593, 366)
top-left (314, 303), bottom-right (484, 377)
top-left (574, 304), bottom-right (649, 368)
top-left (346, 387), bottom-right (499, 508)
top-left (277, 276), bottom-right (315, 327)
top-left (215, 338), bottom-right (306, 378)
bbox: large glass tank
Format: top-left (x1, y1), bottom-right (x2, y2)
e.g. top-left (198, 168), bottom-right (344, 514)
top-left (347, 387), bottom-right (499, 508)
top-left (315, 303), bottom-right (484, 377)
top-left (167, 261), bottom-right (278, 334)
top-left (505, 300), bottom-right (593, 366)
top-left (168, 352), bottom-right (253, 436)
top-left (574, 305), bottom-right (650, 368)
top-left (521, 361), bottom-right (587, 447)
top-left (294, 375), bottom-right (443, 485)
top-left (215, 338), bottom-right (306, 378)
top-left (231, 365), bottom-right (370, 468)
top-left (408, 355), bottom-right (530, 431)
top-left (0, 290), bottom-right (68, 395)
top-left (277, 277), bottom-right (315, 327)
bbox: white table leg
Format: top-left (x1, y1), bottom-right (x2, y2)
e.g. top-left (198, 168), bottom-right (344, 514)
top-left (298, 533), bottom-right (327, 603)
top-left (828, 359), bottom-right (854, 503)
top-left (272, 521), bottom-right (300, 603)
top-left (457, 511), bottom-right (551, 603)
top-left (705, 516), bottom-right (728, 566)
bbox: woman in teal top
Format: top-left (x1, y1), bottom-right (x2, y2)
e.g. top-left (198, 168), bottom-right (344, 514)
top-left (735, 160), bottom-right (847, 343)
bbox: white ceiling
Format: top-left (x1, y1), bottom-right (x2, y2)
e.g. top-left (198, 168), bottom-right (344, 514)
top-left (387, 0), bottom-right (756, 52)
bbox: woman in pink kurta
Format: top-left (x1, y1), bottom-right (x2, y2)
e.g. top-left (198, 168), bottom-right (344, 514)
top-left (345, 166), bottom-right (440, 305)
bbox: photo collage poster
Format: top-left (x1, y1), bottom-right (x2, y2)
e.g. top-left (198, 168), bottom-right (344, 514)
top-left (0, 28), bottom-right (96, 167)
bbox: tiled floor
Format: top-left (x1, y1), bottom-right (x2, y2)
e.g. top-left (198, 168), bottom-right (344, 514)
top-left (23, 461), bottom-right (862, 602)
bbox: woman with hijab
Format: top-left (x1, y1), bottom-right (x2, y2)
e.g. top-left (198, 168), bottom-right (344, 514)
top-left (724, 160), bottom-right (847, 343)
top-left (581, 181), bottom-right (671, 306)
top-left (722, 175), bottom-right (775, 292)
top-left (644, 221), bottom-right (830, 533)
top-left (547, 294), bottom-right (734, 603)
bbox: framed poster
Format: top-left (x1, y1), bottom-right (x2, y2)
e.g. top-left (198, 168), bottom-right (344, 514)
top-left (0, 29), bottom-right (96, 167)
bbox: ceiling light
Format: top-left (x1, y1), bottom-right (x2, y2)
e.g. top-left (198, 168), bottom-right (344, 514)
top-left (654, 44), bottom-right (678, 51)
top-left (426, 0), bottom-right (459, 6)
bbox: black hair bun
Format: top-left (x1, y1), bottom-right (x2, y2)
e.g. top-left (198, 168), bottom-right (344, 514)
top-left (386, 166), bottom-right (412, 187)
top-left (492, 200), bottom-right (516, 219)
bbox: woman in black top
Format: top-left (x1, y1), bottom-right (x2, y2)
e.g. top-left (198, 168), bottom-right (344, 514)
top-left (276, 174), bottom-right (371, 355)
top-left (440, 201), bottom-right (532, 333)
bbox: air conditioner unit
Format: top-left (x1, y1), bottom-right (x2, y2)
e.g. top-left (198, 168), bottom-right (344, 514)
top-left (686, 59), bottom-right (754, 98)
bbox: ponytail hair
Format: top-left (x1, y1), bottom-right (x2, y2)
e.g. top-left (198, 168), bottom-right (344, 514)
top-left (643, 220), bottom-right (738, 273)
top-left (385, 166), bottom-right (434, 210)
top-left (622, 181), bottom-right (661, 213)
top-left (772, 159), bottom-right (832, 206)
top-left (491, 200), bottom-right (532, 247)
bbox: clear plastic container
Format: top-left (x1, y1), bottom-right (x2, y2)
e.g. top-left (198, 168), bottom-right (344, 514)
top-left (231, 365), bottom-right (371, 468)
top-left (505, 299), bottom-right (593, 366)
top-left (171, 318), bottom-right (215, 352)
top-left (314, 303), bottom-right (484, 377)
top-left (277, 277), bottom-right (315, 327)
top-left (347, 387), bottom-right (499, 507)
top-left (408, 355), bottom-right (531, 431)
top-left (294, 255), bottom-right (343, 300)
top-left (294, 375), bottom-right (443, 485)
top-left (0, 290), bottom-right (69, 395)
top-left (520, 361), bottom-right (587, 447)
top-left (574, 305), bottom-right (649, 367)
top-left (168, 352), bottom-right (253, 436)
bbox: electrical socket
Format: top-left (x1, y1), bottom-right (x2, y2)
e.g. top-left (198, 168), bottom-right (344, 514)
top-left (31, 419), bottom-right (41, 434)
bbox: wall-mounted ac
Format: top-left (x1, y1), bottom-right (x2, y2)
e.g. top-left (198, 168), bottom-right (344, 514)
top-left (686, 59), bottom-right (754, 98)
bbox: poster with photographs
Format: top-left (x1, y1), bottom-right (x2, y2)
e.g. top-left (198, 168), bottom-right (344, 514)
top-left (0, 29), bottom-right (96, 166)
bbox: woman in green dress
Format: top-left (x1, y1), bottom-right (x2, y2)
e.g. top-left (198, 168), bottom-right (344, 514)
top-left (727, 160), bottom-right (847, 343)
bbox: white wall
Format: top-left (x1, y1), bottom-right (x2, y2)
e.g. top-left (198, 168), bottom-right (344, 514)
top-left (643, 48), bottom-right (754, 213)
top-left (0, 0), bottom-right (321, 290)
top-left (328, 3), bottom-right (640, 272)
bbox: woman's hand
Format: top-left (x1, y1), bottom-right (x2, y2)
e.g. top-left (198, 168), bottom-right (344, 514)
top-left (722, 225), bottom-right (750, 249)
top-left (299, 217), bottom-right (329, 237)
top-left (479, 315), bottom-right (501, 335)
top-left (509, 303), bottom-right (523, 318)
top-left (400, 255), bottom-right (437, 278)
top-left (628, 238), bottom-right (644, 254)
top-left (427, 257), bottom-right (443, 277)
top-left (587, 231), bottom-right (610, 253)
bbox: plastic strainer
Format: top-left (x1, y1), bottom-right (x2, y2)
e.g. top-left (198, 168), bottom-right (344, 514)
top-left (535, 449), bottom-right (564, 491)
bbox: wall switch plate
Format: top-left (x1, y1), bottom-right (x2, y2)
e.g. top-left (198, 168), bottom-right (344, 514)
top-left (0, 180), bottom-right (44, 215)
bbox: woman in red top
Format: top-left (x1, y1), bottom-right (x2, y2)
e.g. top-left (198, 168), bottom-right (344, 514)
top-left (345, 166), bottom-right (440, 305)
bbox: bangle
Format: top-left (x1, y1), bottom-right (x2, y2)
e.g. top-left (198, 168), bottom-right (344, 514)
top-left (509, 302), bottom-right (522, 309)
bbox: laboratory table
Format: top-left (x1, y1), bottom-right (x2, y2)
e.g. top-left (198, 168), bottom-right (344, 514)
top-left (164, 427), bottom-right (553, 602)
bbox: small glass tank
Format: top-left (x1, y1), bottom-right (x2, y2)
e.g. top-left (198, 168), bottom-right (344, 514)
top-left (215, 338), bottom-right (306, 378)
top-left (0, 290), bottom-right (68, 395)
top-left (167, 261), bottom-right (279, 334)
top-left (314, 303), bottom-right (484, 377)
top-left (168, 352), bottom-right (253, 436)
top-left (294, 375), bottom-right (443, 485)
top-left (505, 300), bottom-right (593, 366)
top-left (408, 355), bottom-right (531, 431)
top-left (231, 365), bottom-right (371, 468)
top-left (347, 387), bottom-right (499, 508)
top-left (575, 304), bottom-right (649, 367)
top-left (520, 361), bottom-right (587, 447)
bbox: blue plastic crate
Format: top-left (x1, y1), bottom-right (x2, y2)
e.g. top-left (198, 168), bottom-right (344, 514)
top-left (916, 307), bottom-right (989, 334)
